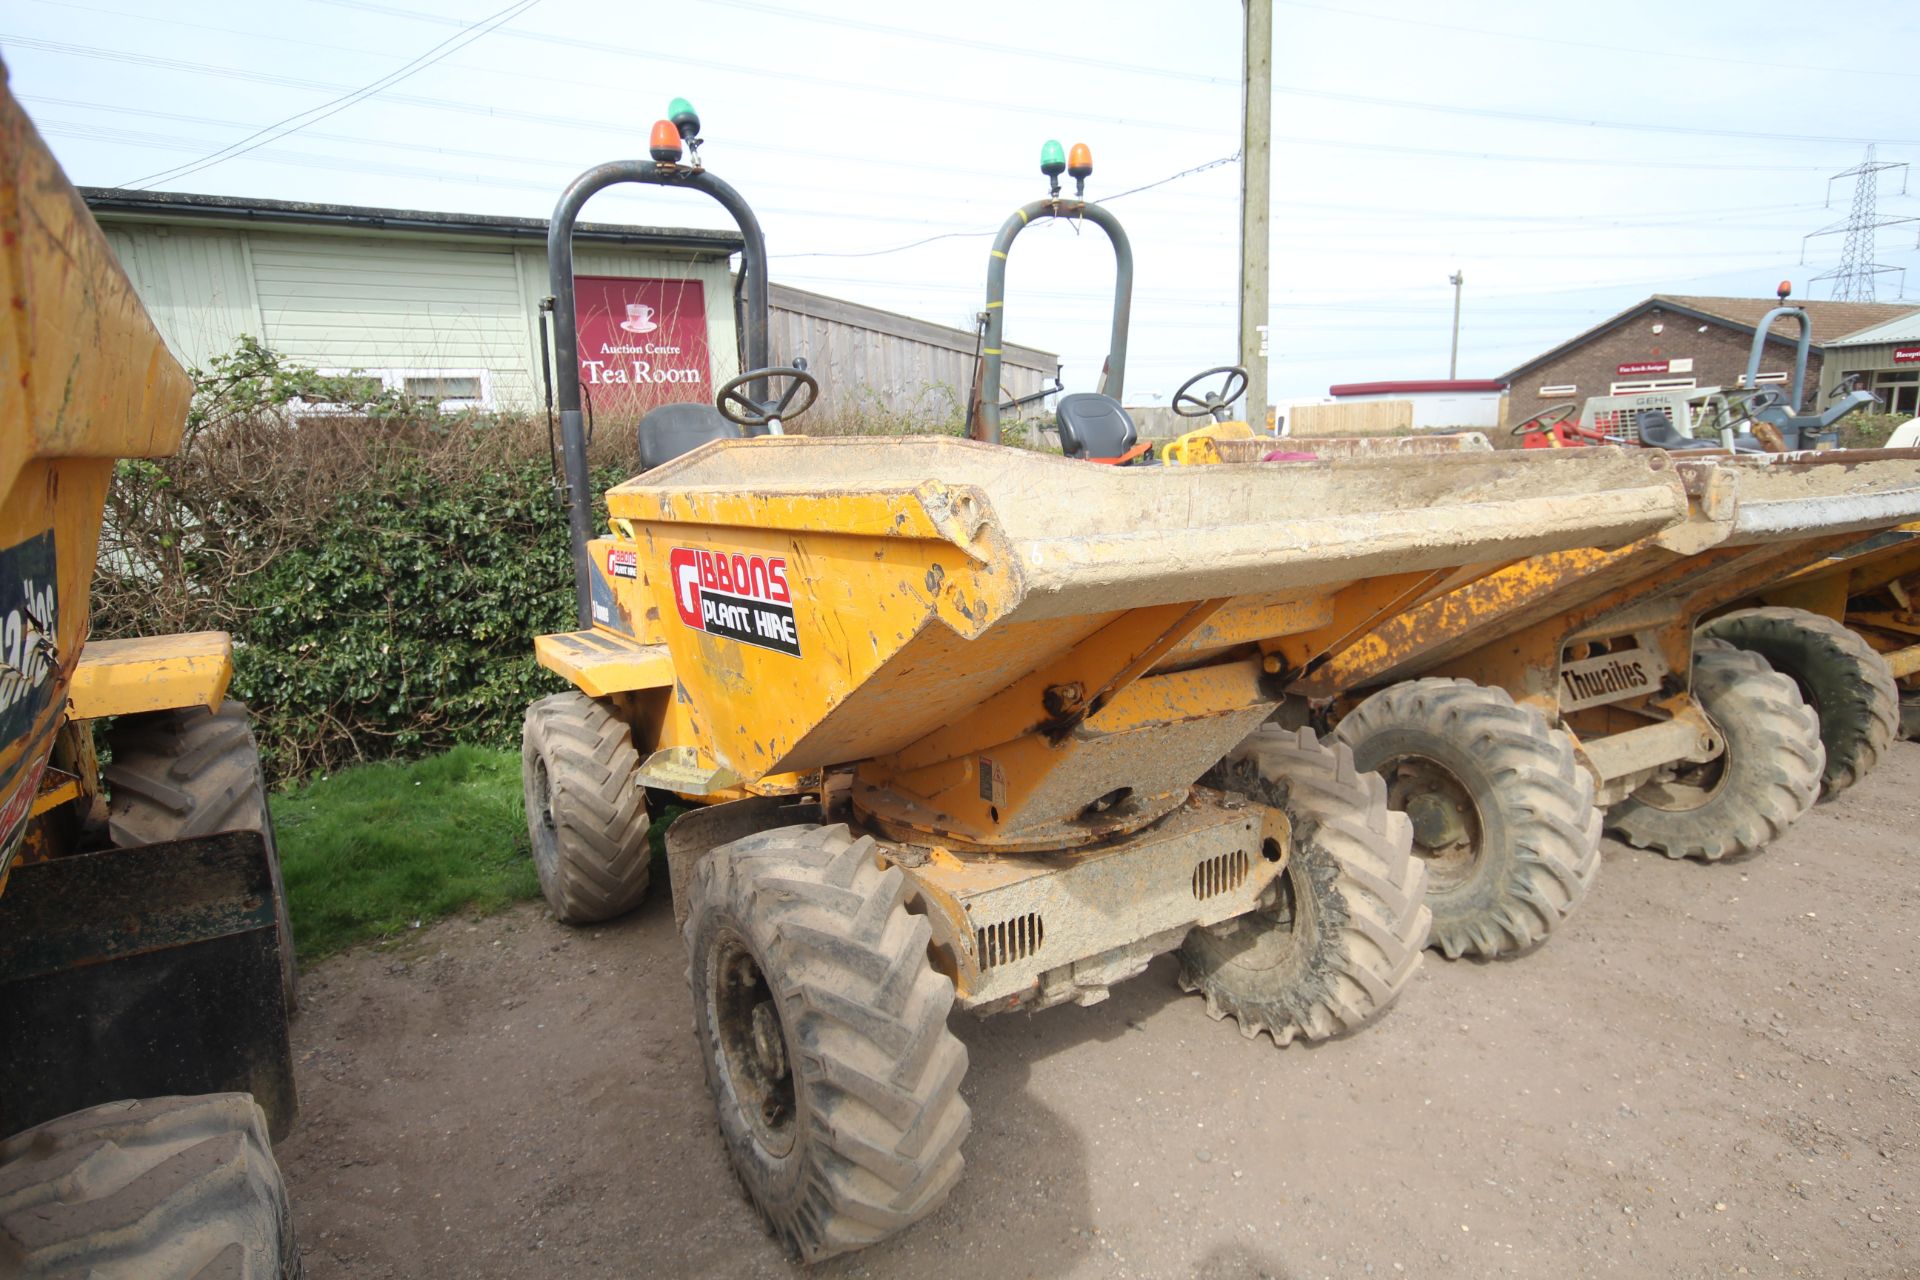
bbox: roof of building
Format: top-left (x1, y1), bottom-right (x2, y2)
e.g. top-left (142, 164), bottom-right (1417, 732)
top-left (81, 188), bottom-right (745, 257)
top-left (1659, 294), bottom-right (1918, 342)
top-left (1329, 379), bottom-right (1505, 397)
top-left (1500, 293), bottom-right (1920, 382)
top-left (1825, 310), bottom-right (1920, 348)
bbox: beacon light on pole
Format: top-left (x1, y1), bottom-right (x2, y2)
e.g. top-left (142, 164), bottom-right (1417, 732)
top-left (1067, 142), bottom-right (1092, 197)
top-left (649, 120), bottom-right (683, 164)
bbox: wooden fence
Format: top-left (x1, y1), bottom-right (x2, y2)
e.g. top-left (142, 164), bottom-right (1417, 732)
top-left (770, 284), bottom-right (1056, 429)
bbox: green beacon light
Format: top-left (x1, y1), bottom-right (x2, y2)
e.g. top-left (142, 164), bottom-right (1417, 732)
top-left (669, 96), bottom-right (700, 140)
top-left (1040, 138), bottom-right (1066, 196)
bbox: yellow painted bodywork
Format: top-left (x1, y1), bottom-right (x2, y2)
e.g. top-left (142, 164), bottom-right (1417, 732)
top-left (0, 72), bottom-right (203, 879)
top-left (66, 632), bottom-right (232, 721)
top-left (1159, 420), bottom-right (1255, 465)
top-left (532, 436), bottom-right (1695, 848)
top-left (534, 630), bottom-right (675, 699)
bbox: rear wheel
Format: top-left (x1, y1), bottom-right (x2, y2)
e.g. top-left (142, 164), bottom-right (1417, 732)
top-left (1699, 606), bottom-right (1897, 797)
top-left (1334, 679), bottom-right (1601, 960)
top-left (521, 692), bottom-right (652, 923)
top-left (1178, 727), bottom-right (1429, 1045)
top-left (104, 701), bottom-right (295, 1011)
top-left (685, 824), bottom-right (970, 1262)
top-left (0, 1094), bottom-right (299, 1278)
top-left (1607, 642), bottom-right (1824, 861)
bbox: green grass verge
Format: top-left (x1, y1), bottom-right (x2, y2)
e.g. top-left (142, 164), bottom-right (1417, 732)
top-left (271, 745), bottom-right (541, 961)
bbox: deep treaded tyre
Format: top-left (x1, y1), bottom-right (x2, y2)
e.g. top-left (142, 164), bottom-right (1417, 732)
top-left (521, 692), bottom-right (652, 923)
top-left (685, 823), bottom-right (969, 1263)
top-left (104, 700), bottom-right (296, 1009)
top-left (1334, 678), bottom-right (1601, 960)
top-left (0, 1094), bottom-right (300, 1279)
top-left (1608, 641), bottom-right (1824, 861)
top-left (1700, 606), bottom-right (1898, 798)
top-left (1178, 727), bottom-right (1429, 1046)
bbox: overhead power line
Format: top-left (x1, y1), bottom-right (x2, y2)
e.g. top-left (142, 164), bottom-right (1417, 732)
top-left (115, 0), bottom-right (541, 189)
top-left (1271, 0), bottom-right (1920, 81)
top-left (776, 154), bottom-right (1242, 260)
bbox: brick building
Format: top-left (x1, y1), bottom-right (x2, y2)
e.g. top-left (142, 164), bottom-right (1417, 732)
top-left (1502, 294), bottom-right (1920, 427)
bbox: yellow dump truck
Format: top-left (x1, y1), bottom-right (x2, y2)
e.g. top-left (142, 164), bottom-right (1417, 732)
top-left (0, 70), bottom-right (297, 1275)
top-left (521, 121), bottom-right (1699, 1260)
top-left (1708, 514), bottom-right (1920, 753)
top-left (1291, 449), bottom-right (1920, 961)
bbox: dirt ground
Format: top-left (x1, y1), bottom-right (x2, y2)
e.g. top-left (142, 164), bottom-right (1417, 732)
top-left (279, 741), bottom-right (1920, 1279)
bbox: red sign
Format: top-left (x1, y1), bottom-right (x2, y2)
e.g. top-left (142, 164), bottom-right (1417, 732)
top-left (1616, 361), bottom-right (1670, 376)
top-left (1894, 347), bottom-right (1920, 364)
top-left (573, 276), bottom-right (712, 417)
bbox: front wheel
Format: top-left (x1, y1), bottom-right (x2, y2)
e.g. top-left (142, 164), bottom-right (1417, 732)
top-left (1699, 606), bottom-right (1897, 798)
top-left (685, 823), bottom-right (970, 1262)
top-left (1178, 727), bottom-right (1429, 1046)
top-left (1607, 642), bottom-right (1824, 861)
top-left (520, 692), bottom-right (652, 923)
top-left (1334, 679), bottom-right (1601, 960)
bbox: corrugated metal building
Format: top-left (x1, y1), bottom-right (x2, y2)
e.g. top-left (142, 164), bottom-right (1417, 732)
top-left (1824, 313), bottom-right (1920, 416)
top-left (82, 189), bottom-right (1054, 426)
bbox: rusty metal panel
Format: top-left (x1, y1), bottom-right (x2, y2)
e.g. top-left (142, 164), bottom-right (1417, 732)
top-left (0, 831), bottom-right (296, 1141)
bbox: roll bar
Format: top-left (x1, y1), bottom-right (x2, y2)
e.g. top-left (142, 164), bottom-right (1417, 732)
top-left (1742, 305), bottom-right (1811, 416)
top-left (971, 199), bottom-right (1132, 445)
top-left (547, 160), bottom-right (770, 628)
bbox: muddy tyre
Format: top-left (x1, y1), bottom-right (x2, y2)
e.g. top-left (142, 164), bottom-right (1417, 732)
top-left (1178, 726), bottom-right (1429, 1046)
top-left (686, 823), bottom-right (969, 1262)
top-left (521, 692), bottom-right (652, 923)
top-left (0, 1094), bottom-right (299, 1278)
top-left (104, 701), bottom-right (296, 1011)
top-left (1699, 606), bottom-right (1897, 798)
top-left (1607, 641), bottom-right (1824, 861)
top-left (1334, 679), bottom-right (1601, 960)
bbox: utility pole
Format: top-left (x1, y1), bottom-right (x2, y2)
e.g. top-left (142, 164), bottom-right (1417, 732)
top-left (1239, 0), bottom-right (1271, 429)
top-left (1448, 270), bottom-right (1464, 379)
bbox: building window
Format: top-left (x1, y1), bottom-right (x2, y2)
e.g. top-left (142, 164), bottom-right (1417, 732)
top-left (1609, 377), bottom-right (1698, 394)
top-left (1539, 383), bottom-right (1577, 396)
top-left (309, 367), bottom-right (494, 412)
top-left (1752, 372), bottom-right (1790, 386)
top-left (401, 374), bottom-right (486, 403)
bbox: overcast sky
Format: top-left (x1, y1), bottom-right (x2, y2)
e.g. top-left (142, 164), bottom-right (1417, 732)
top-left (7, 0), bottom-right (1919, 402)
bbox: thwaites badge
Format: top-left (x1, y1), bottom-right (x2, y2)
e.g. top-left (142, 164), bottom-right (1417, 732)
top-left (1558, 644), bottom-right (1666, 711)
top-left (977, 755), bottom-right (1006, 805)
top-left (668, 547), bottom-right (801, 657)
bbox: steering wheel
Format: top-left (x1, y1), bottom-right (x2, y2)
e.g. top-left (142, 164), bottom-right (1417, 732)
top-left (1830, 374), bottom-right (1882, 405)
top-left (1173, 366), bottom-right (1250, 421)
top-left (1509, 402), bottom-right (1579, 437)
top-left (717, 366), bottom-right (819, 429)
top-left (1734, 388), bottom-right (1786, 416)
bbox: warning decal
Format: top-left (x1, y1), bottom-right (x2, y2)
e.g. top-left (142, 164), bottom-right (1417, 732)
top-left (668, 547), bottom-right (801, 657)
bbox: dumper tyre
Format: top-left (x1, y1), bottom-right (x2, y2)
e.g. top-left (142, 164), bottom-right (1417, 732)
top-left (1334, 679), bottom-right (1601, 960)
top-left (521, 692), bottom-right (652, 923)
top-left (1178, 727), bottom-right (1430, 1046)
top-left (1698, 606), bottom-right (1897, 798)
top-left (103, 700), bottom-right (296, 1012)
top-left (685, 823), bottom-right (970, 1263)
top-left (1607, 641), bottom-right (1824, 861)
top-left (0, 1093), bottom-right (300, 1279)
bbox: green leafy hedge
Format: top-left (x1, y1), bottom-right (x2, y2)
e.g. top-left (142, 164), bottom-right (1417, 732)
top-left (93, 340), bottom-right (625, 780)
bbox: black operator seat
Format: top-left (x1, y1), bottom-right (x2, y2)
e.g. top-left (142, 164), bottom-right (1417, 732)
top-left (1633, 408), bottom-right (1718, 451)
top-left (1054, 392), bottom-right (1139, 460)
top-left (637, 401), bottom-right (743, 471)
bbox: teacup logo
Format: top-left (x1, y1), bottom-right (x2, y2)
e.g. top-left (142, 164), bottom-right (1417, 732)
top-left (620, 301), bottom-right (658, 334)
